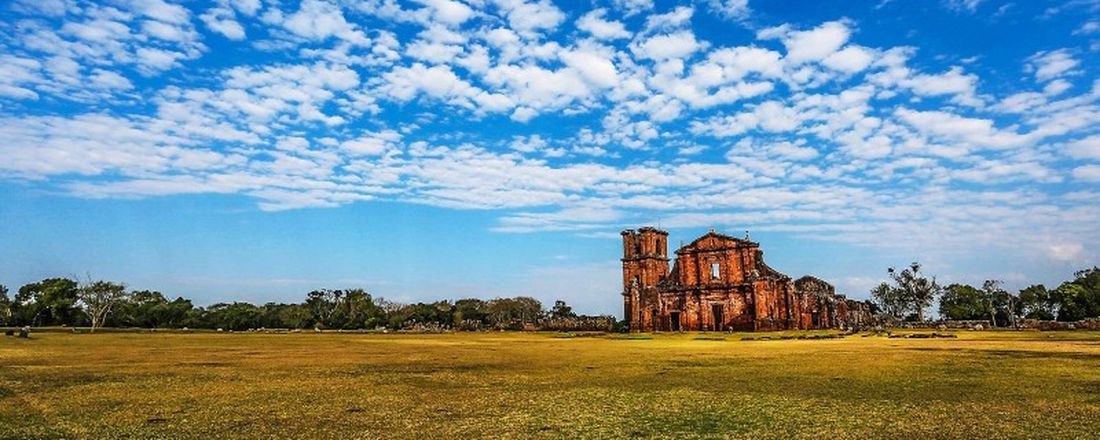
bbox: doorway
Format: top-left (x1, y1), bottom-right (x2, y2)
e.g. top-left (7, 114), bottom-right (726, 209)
top-left (670, 311), bottom-right (681, 331)
top-left (712, 305), bottom-right (724, 331)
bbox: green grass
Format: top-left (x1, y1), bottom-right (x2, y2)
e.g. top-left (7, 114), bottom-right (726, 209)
top-left (2, 330), bottom-right (1099, 439)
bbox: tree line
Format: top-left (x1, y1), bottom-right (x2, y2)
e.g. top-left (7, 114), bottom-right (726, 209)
top-left (871, 264), bottom-right (1100, 326)
top-left (0, 279), bottom-right (607, 332)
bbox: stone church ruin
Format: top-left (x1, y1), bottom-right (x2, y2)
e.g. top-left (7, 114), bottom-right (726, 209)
top-left (621, 227), bottom-right (872, 332)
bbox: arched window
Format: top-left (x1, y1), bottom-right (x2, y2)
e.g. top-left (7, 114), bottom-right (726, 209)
top-left (711, 262), bottom-right (721, 280)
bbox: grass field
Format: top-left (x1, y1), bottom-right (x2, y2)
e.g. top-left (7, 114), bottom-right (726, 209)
top-left (2, 330), bottom-right (1099, 439)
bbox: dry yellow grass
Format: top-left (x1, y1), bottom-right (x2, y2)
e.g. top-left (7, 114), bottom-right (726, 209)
top-left (1, 330), bottom-right (1099, 439)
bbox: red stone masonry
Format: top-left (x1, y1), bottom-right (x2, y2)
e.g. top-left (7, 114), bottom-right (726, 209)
top-left (622, 227), bottom-right (863, 332)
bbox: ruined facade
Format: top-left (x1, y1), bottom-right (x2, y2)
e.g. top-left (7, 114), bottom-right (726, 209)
top-left (622, 227), bottom-right (869, 332)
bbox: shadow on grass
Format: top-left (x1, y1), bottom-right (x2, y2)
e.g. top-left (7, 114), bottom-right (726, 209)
top-left (907, 347), bottom-right (1100, 362)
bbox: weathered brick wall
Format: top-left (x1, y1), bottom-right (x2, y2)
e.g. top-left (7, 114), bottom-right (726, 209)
top-left (623, 228), bottom-right (854, 332)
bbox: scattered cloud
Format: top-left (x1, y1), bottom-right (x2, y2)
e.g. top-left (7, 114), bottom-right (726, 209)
top-left (705, 0), bottom-right (751, 22)
top-left (0, 0), bottom-right (1097, 269)
top-left (1026, 49), bottom-right (1080, 83)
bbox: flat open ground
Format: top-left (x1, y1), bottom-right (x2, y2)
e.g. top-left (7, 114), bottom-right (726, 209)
top-left (2, 330), bottom-right (1099, 439)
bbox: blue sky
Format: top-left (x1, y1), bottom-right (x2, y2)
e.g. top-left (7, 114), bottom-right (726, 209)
top-left (1, 0), bottom-right (1098, 315)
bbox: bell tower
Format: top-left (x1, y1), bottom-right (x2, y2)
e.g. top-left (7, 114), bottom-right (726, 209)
top-left (621, 227), bottom-right (669, 330)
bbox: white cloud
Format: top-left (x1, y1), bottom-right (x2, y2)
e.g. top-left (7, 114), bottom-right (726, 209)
top-left (11, 0), bottom-right (70, 16)
top-left (643, 6), bottom-right (693, 32)
top-left (283, 0), bottom-right (370, 45)
top-left (3, 3), bottom-right (1100, 279)
top-left (705, 0), bottom-right (751, 21)
top-left (1066, 135), bottom-right (1100, 160)
top-left (1047, 243), bottom-right (1085, 262)
top-left (822, 45), bottom-right (874, 73)
top-left (491, 0), bottom-right (565, 36)
top-left (143, 19), bottom-right (195, 42)
top-left (509, 134), bottom-right (548, 152)
top-left (342, 130), bottom-right (402, 155)
top-left (561, 50), bottom-right (620, 88)
top-left (482, 63), bottom-right (592, 111)
top-left (136, 48), bottom-right (187, 72)
top-left (612, 0), bottom-right (654, 17)
top-left (1076, 21), bottom-right (1100, 35)
top-left (1043, 79), bottom-right (1072, 96)
top-left (634, 31), bottom-right (702, 60)
top-left (771, 141), bottom-right (819, 160)
top-left (89, 69), bottom-right (133, 90)
top-left (1072, 164), bottom-right (1100, 182)
top-left (1026, 49), bottom-right (1079, 82)
top-left (200, 7), bottom-right (247, 40)
top-left (131, 0), bottom-right (191, 25)
top-left (944, 0), bottom-right (984, 12)
top-left (3, 1), bottom-right (205, 97)
top-left (381, 63), bottom-right (481, 105)
top-left (895, 108), bottom-right (1029, 149)
top-left (761, 20), bottom-right (851, 64)
top-left (577, 9), bottom-right (631, 40)
top-left (511, 106), bottom-right (538, 122)
top-left (417, 0), bottom-right (475, 26)
top-left (900, 67), bottom-right (982, 106)
top-left (232, 0), bottom-right (262, 16)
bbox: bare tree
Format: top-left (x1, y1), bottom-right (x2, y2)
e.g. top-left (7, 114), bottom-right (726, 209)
top-left (982, 280), bottom-right (1003, 328)
top-left (78, 280), bottom-right (129, 332)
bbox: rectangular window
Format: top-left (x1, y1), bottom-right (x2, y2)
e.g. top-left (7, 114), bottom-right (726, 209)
top-left (711, 262), bottom-right (720, 280)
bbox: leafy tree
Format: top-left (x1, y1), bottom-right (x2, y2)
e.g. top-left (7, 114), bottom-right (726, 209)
top-left (183, 305), bottom-right (211, 328)
top-left (306, 289), bottom-right (344, 328)
top-left (485, 297), bottom-right (543, 328)
top-left (871, 282), bottom-right (905, 319)
top-left (453, 298), bottom-right (487, 324)
top-left (1052, 267), bottom-right (1100, 321)
top-left (16, 278), bottom-right (80, 326)
top-left (0, 285), bottom-right (10, 326)
top-left (939, 284), bottom-right (989, 320)
top-left (340, 289), bottom-right (385, 329)
top-left (1018, 284), bottom-right (1055, 320)
top-left (119, 290), bottom-right (170, 328)
top-left (386, 301), bottom-right (455, 329)
top-left (77, 280), bottom-right (129, 332)
top-left (163, 297), bottom-right (194, 328)
top-left (273, 303), bottom-right (312, 329)
top-left (203, 302), bottom-right (263, 331)
top-left (888, 263), bottom-right (941, 322)
top-left (550, 300), bottom-right (576, 319)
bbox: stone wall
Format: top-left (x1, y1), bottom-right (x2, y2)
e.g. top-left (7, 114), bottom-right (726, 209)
top-left (1019, 318), bottom-right (1100, 330)
top-left (622, 228), bottom-right (855, 332)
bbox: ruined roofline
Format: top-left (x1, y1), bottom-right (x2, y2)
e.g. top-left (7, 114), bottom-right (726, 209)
top-left (753, 249), bottom-right (788, 279)
top-left (794, 275), bottom-right (833, 286)
top-left (621, 255), bottom-right (670, 262)
top-left (621, 226), bottom-right (669, 235)
top-left (674, 229), bottom-right (758, 254)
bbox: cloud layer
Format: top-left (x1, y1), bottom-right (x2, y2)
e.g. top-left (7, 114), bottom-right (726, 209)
top-left (1, 0), bottom-right (1098, 267)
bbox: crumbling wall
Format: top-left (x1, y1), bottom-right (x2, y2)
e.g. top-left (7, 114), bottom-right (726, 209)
top-left (623, 228), bottom-right (857, 332)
